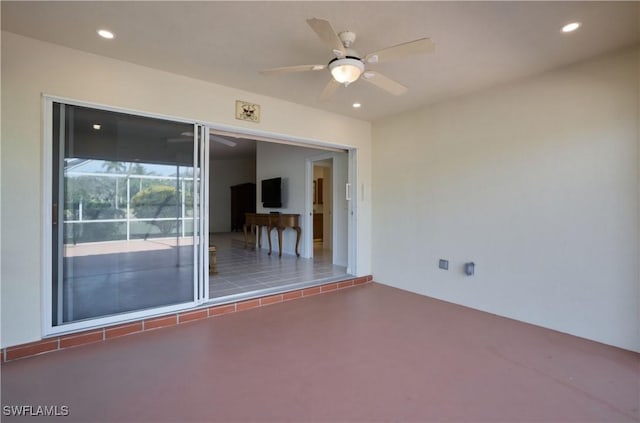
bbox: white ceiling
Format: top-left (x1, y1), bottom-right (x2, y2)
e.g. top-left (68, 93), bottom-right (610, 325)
top-left (211, 136), bottom-right (256, 160)
top-left (2, 1), bottom-right (639, 121)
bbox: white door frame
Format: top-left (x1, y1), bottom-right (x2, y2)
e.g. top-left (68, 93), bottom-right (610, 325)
top-left (304, 153), bottom-right (334, 259)
top-left (199, 125), bottom-right (210, 302)
top-left (304, 150), bottom-right (357, 275)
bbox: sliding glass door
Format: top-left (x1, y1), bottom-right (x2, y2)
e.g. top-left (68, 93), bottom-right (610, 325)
top-left (48, 101), bottom-right (207, 330)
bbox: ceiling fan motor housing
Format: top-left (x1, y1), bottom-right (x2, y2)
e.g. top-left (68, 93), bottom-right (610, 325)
top-left (338, 31), bottom-right (357, 48)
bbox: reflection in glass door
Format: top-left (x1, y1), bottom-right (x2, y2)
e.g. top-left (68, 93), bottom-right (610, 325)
top-left (50, 102), bottom-right (204, 327)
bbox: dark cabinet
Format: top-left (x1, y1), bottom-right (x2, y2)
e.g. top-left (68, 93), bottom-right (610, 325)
top-left (313, 213), bottom-right (323, 240)
top-left (230, 183), bottom-right (256, 232)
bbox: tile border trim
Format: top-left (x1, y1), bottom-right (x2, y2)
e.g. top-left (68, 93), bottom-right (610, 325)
top-left (1, 276), bottom-right (372, 363)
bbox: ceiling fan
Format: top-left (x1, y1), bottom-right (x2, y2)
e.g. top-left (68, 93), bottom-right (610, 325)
top-left (260, 18), bottom-right (435, 100)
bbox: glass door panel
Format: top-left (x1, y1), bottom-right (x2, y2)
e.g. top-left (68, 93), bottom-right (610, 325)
top-left (51, 102), bottom-right (201, 325)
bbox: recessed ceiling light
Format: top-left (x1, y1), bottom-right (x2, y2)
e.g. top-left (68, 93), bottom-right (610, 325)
top-left (97, 29), bottom-right (115, 39)
top-left (352, 103), bottom-right (362, 108)
top-left (92, 124), bottom-right (101, 130)
top-left (561, 22), bottom-right (581, 33)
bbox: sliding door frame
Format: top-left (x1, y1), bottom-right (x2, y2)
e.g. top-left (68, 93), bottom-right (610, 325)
top-left (41, 95), bottom-right (358, 337)
top-left (199, 125), bottom-right (210, 301)
top-left (41, 95), bottom-right (209, 337)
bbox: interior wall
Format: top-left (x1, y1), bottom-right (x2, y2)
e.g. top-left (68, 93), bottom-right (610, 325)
top-left (331, 153), bottom-right (349, 268)
top-left (255, 143), bottom-right (349, 258)
top-left (372, 47), bottom-right (640, 352)
top-left (209, 157), bottom-right (256, 233)
top-left (0, 32), bottom-right (372, 348)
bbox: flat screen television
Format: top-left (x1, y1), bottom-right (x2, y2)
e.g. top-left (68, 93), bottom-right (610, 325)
top-left (261, 177), bottom-right (282, 208)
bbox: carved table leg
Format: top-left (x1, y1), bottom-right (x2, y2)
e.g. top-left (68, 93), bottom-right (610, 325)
top-left (277, 227), bottom-right (284, 258)
top-left (257, 224), bottom-right (263, 249)
top-left (294, 226), bottom-right (301, 257)
top-left (267, 225), bottom-right (273, 255)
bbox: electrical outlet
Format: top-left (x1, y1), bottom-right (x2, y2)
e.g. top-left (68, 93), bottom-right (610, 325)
top-left (439, 259), bottom-right (449, 270)
top-left (465, 262), bottom-right (475, 276)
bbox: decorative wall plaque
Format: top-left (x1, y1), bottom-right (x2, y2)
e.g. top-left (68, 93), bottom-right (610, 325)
top-left (235, 100), bottom-right (260, 123)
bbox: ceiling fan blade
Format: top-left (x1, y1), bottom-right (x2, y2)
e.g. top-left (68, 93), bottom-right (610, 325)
top-left (210, 135), bottom-right (237, 148)
top-left (306, 18), bottom-right (345, 56)
top-left (365, 38), bottom-right (434, 64)
top-left (320, 79), bottom-right (341, 101)
top-left (260, 64), bottom-right (326, 75)
top-left (361, 71), bottom-right (407, 95)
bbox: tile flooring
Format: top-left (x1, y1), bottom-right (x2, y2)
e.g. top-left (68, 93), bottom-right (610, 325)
top-left (208, 232), bottom-right (349, 299)
top-left (55, 233), bottom-right (348, 322)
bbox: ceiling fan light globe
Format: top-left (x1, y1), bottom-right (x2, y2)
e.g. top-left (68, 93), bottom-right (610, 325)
top-left (329, 58), bottom-right (364, 84)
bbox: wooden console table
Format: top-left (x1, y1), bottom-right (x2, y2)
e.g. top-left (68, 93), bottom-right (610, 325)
top-left (243, 213), bottom-right (301, 257)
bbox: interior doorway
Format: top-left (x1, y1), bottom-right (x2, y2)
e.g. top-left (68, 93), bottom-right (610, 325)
top-left (312, 159), bottom-right (333, 259)
top-left (306, 151), bottom-right (349, 267)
